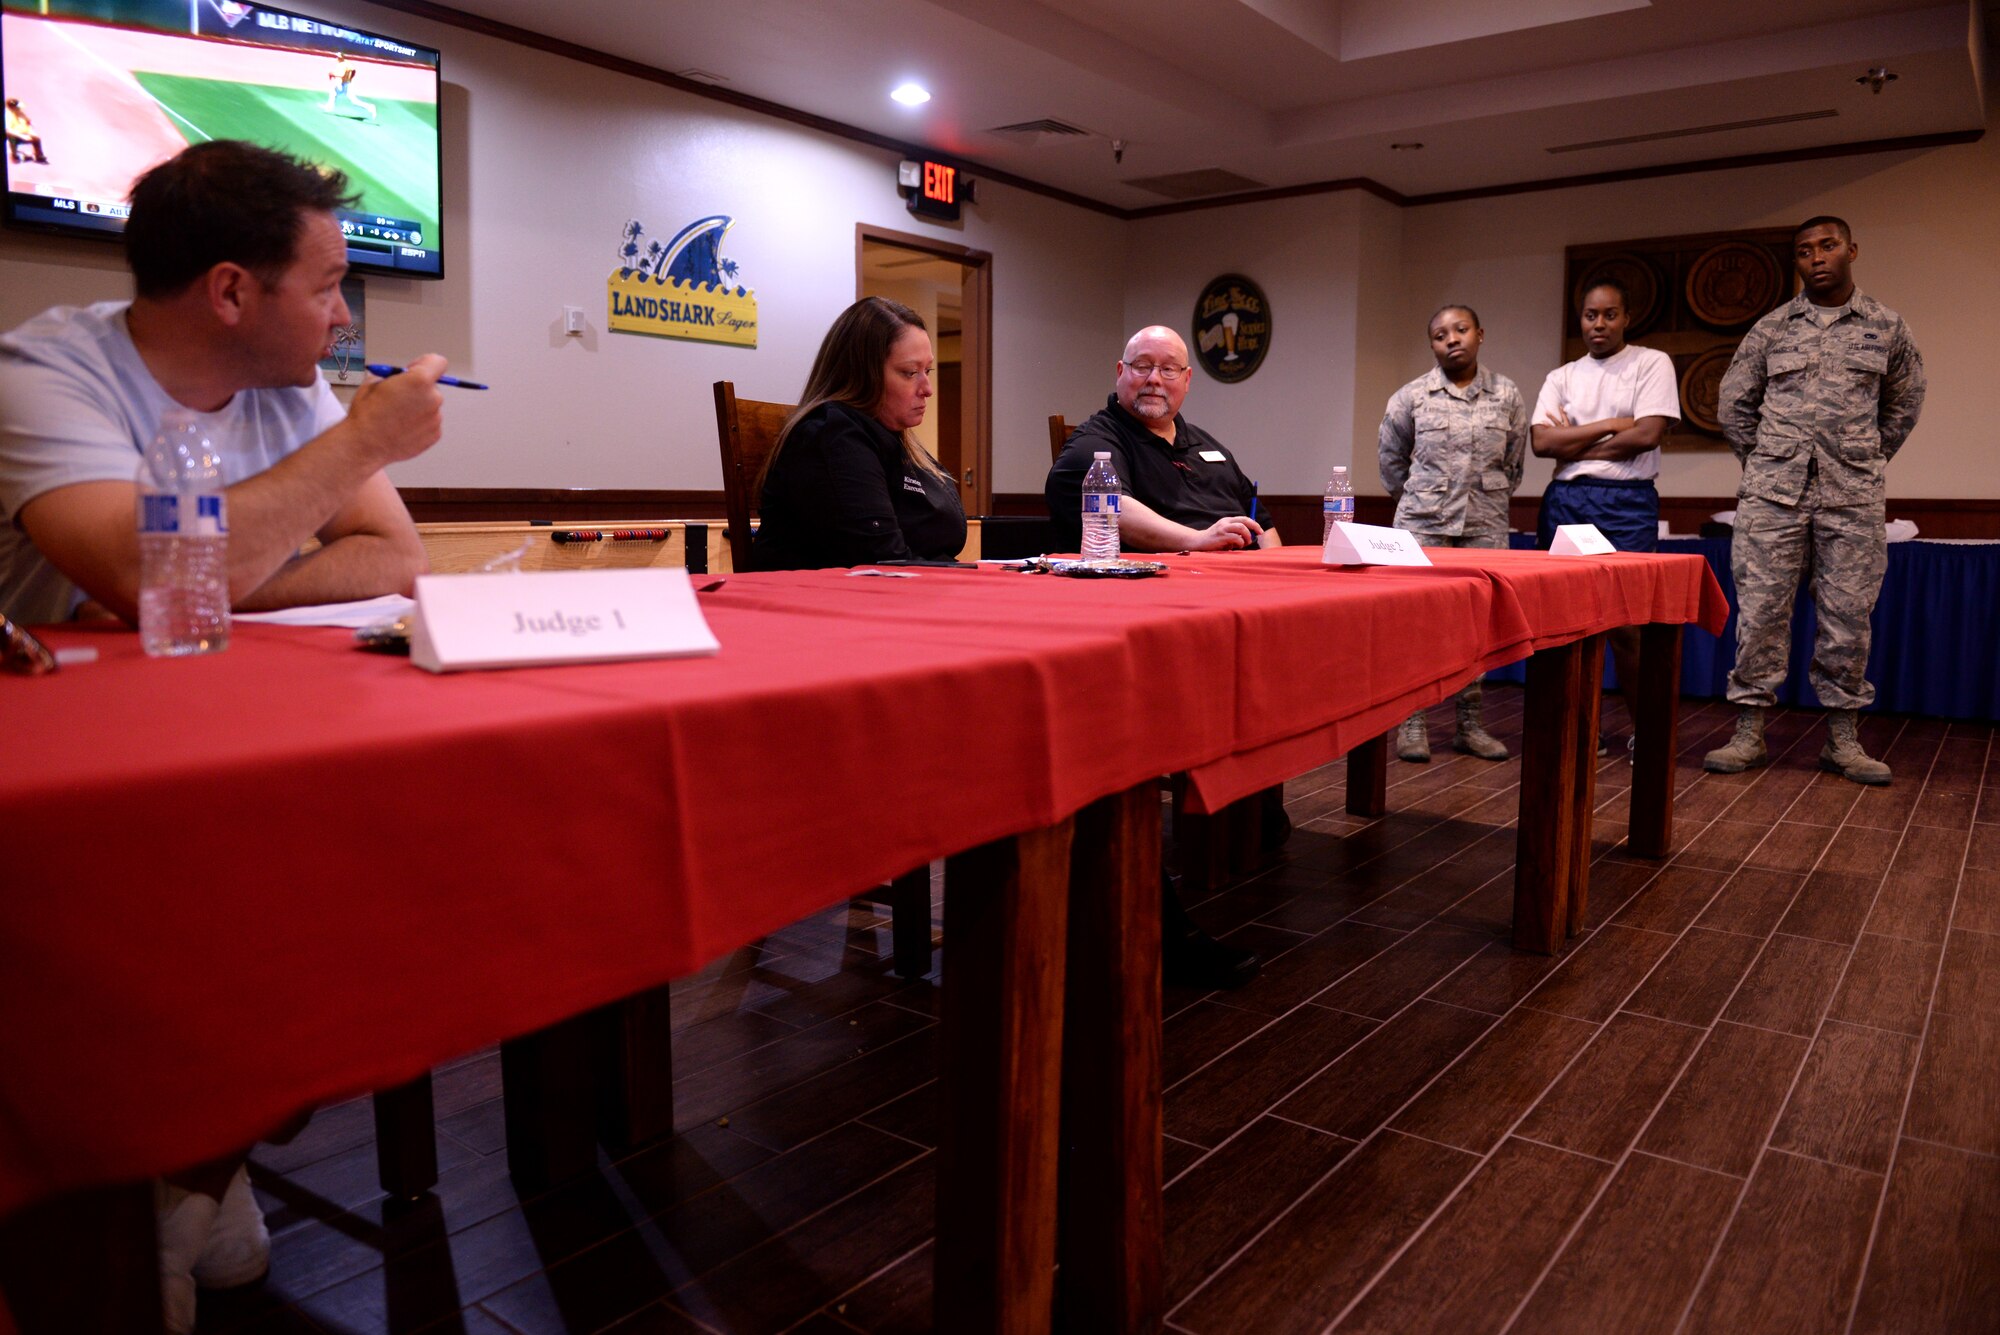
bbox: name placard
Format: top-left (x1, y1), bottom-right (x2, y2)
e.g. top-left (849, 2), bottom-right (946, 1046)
top-left (1550, 523), bottom-right (1616, 556)
top-left (408, 569), bottom-right (720, 673)
top-left (1322, 521), bottom-right (1432, 567)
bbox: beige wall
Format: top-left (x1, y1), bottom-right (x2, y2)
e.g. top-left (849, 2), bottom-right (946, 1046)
top-left (0, 0), bottom-right (1127, 497)
top-left (1121, 111), bottom-right (2000, 505)
top-left (1376, 119), bottom-right (2000, 501)
top-left (0, 0), bottom-right (1992, 504)
top-left (1124, 191), bottom-right (1372, 495)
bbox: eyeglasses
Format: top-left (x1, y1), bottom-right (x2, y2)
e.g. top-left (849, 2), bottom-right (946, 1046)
top-left (1125, 361), bottom-right (1190, 382)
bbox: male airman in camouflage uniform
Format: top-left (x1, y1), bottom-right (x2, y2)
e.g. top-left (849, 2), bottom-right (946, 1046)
top-left (1706, 217), bottom-right (1925, 784)
top-left (1379, 304), bottom-right (1529, 762)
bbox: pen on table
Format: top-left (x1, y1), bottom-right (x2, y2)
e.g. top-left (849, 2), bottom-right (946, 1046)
top-left (365, 363), bottom-right (489, 390)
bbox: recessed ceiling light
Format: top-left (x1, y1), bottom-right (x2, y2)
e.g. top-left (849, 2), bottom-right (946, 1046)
top-left (891, 83), bottom-right (931, 107)
top-left (1390, 142), bottom-right (1424, 151)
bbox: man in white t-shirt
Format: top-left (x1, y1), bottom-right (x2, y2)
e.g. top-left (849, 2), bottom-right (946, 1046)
top-left (0, 139), bottom-right (449, 1335)
top-left (1531, 279), bottom-right (1681, 739)
top-left (0, 139), bottom-right (446, 630)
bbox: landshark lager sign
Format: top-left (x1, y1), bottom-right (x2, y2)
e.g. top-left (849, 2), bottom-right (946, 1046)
top-left (608, 216), bottom-right (758, 346)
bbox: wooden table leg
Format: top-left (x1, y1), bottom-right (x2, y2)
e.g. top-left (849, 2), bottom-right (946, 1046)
top-left (501, 1011), bottom-right (601, 1194)
top-left (1059, 782), bottom-right (1164, 1335)
top-left (887, 865), bottom-right (935, 979)
top-left (1515, 640), bottom-right (1584, 954)
top-left (373, 1074), bottom-right (439, 1200)
top-left (595, 984), bottom-right (676, 1156)
top-left (1626, 622), bottom-right (1684, 859)
top-left (0, 1182), bottom-right (161, 1334)
top-left (505, 980), bottom-right (679, 1186)
top-left (1565, 634), bottom-right (1606, 939)
top-left (936, 819), bottom-right (1073, 1335)
top-left (1346, 733), bottom-right (1388, 817)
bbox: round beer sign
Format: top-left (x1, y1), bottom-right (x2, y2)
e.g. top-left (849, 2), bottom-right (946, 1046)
top-left (1192, 274), bottom-right (1271, 384)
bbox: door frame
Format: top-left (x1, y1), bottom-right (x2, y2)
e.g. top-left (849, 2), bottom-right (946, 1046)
top-left (856, 223), bottom-right (993, 517)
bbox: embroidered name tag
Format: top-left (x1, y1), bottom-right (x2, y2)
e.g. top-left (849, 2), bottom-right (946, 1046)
top-left (902, 476), bottom-right (926, 494)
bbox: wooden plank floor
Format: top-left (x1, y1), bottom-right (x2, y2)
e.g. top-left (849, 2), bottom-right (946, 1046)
top-left (194, 688), bottom-right (2000, 1335)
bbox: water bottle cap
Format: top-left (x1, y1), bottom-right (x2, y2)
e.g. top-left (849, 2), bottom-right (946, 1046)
top-left (1093, 451), bottom-right (1111, 459)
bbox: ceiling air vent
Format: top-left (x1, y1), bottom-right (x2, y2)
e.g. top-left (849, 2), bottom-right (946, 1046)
top-left (1547, 109), bottom-right (1837, 154)
top-left (987, 118), bottom-right (1094, 140)
top-left (1124, 168), bottom-right (1268, 201)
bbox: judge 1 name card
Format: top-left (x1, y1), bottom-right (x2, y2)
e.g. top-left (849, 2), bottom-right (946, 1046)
top-left (409, 568), bottom-right (720, 673)
top-left (1322, 521), bottom-right (1432, 567)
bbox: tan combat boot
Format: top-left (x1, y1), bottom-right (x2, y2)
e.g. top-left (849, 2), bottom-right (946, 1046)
top-left (1396, 712), bottom-right (1431, 763)
top-left (1453, 695), bottom-right (1509, 760)
top-left (1703, 707), bottom-right (1768, 773)
top-left (1821, 710), bottom-right (1891, 785)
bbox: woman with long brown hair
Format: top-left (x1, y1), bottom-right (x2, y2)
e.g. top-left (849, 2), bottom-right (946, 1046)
top-left (752, 297), bottom-right (966, 570)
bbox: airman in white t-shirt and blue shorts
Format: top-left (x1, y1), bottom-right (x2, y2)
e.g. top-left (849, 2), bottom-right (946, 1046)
top-left (1531, 280), bottom-right (1681, 747)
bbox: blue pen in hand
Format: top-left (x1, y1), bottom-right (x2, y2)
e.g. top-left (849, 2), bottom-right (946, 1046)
top-left (365, 363), bottom-right (489, 390)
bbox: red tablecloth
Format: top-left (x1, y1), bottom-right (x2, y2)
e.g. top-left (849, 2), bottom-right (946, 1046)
top-left (1177, 547), bottom-right (1729, 810)
top-left (0, 548), bottom-right (1723, 1216)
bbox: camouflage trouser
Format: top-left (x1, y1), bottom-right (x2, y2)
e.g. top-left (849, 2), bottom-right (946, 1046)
top-left (1408, 525), bottom-right (1510, 710)
top-left (1726, 495), bottom-right (1886, 710)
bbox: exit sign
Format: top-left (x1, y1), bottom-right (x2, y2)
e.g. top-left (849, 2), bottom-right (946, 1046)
top-left (903, 158), bottom-right (963, 222)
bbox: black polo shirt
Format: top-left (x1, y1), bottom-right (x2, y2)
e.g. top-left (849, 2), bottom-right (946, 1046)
top-left (1044, 394), bottom-right (1268, 549)
top-left (753, 401), bottom-right (966, 570)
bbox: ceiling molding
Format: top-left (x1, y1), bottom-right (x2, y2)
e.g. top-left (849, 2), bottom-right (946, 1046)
top-left (1399, 128), bottom-right (1983, 206)
top-left (1126, 176), bottom-right (1407, 218)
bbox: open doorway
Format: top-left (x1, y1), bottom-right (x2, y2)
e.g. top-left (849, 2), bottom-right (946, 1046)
top-left (857, 225), bottom-right (992, 516)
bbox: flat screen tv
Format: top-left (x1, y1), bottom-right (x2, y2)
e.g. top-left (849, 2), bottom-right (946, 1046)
top-left (2, 0), bottom-right (442, 278)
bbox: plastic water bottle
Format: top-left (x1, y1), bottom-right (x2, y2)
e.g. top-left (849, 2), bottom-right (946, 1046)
top-left (1081, 450), bottom-right (1121, 561)
top-left (1322, 465), bottom-right (1355, 542)
top-left (137, 410), bottom-right (229, 657)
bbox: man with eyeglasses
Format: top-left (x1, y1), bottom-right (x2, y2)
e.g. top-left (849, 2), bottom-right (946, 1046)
top-left (1045, 325), bottom-right (1280, 553)
top-left (1045, 324), bottom-right (1280, 992)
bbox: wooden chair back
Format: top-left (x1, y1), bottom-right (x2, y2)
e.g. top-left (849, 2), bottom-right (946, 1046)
top-left (713, 380), bottom-right (795, 572)
top-left (1047, 415), bottom-right (1073, 465)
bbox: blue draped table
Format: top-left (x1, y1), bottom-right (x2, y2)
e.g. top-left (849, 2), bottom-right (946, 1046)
top-left (1487, 535), bottom-right (2000, 721)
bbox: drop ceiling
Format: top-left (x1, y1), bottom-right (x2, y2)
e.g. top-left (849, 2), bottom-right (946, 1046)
top-left (425, 0), bottom-right (1991, 209)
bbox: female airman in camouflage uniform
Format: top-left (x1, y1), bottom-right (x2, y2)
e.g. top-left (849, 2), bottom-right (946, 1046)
top-left (1379, 304), bottom-right (1530, 762)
